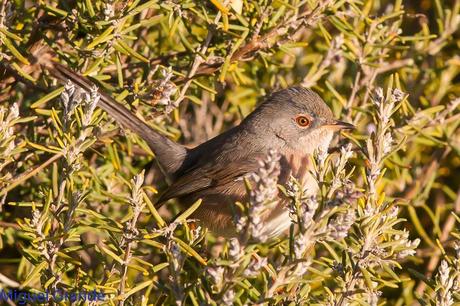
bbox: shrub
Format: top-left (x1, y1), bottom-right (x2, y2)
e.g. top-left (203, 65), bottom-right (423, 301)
top-left (1, 0), bottom-right (460, 305)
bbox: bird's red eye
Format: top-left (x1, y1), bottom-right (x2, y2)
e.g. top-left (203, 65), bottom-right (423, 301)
top-left (295, 115), bottom-right (311, 127)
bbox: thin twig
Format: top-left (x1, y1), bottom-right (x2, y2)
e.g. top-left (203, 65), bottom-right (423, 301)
top-left (173, 4), bottom-right (227, 108)
top-left (174, 1), bottom-right (332, 83)
top-left (0, 152), bottom-right (63, 197)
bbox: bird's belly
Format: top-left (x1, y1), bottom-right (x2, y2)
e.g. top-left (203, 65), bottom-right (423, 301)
top-left (259, 208), bottom-right (292, 238)
top-left (254, 152), bottom-right (318, 238)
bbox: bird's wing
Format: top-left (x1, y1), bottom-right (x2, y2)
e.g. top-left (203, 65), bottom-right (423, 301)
top-left (156, 153), bottom-right (266, 207)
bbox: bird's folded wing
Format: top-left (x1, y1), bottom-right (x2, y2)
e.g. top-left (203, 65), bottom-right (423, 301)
top-left (156, 154), bottom-right (265, 207)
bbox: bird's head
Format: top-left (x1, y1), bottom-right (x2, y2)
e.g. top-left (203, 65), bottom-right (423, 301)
top-left (244, 86), bottom-right (354, 154)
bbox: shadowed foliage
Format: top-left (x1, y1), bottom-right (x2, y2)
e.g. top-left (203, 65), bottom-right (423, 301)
top-left (0, 0), bottom-right (460, 305)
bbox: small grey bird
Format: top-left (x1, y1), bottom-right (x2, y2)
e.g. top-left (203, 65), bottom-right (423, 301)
top-left (49, 63), bottom-right (354, 238)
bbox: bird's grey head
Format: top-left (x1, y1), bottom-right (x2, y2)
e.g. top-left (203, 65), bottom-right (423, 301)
top-left (243, 86), bottom-right (354, 154)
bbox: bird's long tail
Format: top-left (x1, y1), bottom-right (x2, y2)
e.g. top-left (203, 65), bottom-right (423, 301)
top-left (48, 61), bottom-right (186, 177)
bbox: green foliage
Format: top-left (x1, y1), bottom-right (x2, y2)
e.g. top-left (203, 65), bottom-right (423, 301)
top-left (1, 0), bottom-right (460, 305)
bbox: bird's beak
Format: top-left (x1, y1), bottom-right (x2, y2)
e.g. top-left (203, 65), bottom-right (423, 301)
top-left (323, 119), bottom-right (355, 130)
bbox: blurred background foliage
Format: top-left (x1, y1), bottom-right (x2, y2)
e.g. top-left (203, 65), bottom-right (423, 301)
top-left (1, 0), bottom-right (460, 305)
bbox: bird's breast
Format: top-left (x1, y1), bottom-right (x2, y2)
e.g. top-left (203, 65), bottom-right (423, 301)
top-left (279, 149), bottom-right (318, 194)
top-left (257, 150), bottom-right (318, 238)
top-left (183, 149), bottom-right (318, 238)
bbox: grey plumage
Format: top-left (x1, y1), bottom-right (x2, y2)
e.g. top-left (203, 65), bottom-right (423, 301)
top-left (49, 63), bottom-right (353, 237)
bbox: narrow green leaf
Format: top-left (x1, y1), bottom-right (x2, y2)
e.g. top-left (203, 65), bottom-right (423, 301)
top-left (120, 280), bottom-right (153, 300)
top-left (1, 35), bottom-right (29, 64)
top-left (100, 245), bottom-right (124, 264)
top-left (173, 237), bottom-right (207, 266)
top-left (22, 261), bottom-right (47, 287)
top-left (31, 87), bottom-right (65, 109)
top-left (175, 199), bottom-right (202, 223)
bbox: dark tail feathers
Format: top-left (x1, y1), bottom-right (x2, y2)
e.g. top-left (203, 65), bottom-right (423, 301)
top-left (49, 62), bottom-right (187, 178)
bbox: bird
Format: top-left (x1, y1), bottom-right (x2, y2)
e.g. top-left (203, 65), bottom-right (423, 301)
top-left (48, 62), bottom-right (354, 238)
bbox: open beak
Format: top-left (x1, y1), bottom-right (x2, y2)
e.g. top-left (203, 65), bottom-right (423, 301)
top-left (324, 119), bottom-right (355, 130)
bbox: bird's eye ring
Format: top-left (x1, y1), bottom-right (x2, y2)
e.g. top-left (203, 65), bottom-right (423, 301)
top-left (295, 115), bottom-right (311, 127)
